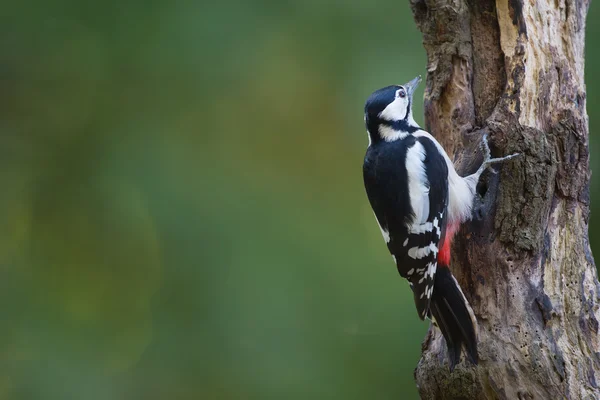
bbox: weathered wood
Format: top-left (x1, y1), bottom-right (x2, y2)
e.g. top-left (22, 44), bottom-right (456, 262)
top-left (410, 0), bottom-right (598, 399)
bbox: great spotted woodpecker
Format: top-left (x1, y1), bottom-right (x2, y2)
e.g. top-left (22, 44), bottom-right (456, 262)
top-left (362, 76), bottom-right (517, 370)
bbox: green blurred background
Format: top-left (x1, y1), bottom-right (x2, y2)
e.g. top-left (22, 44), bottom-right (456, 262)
top-left (1, 1), bottom-right (599, 399)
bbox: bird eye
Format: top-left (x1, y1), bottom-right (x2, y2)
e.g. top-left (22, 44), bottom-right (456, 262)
top-left (397, 88), bottom-right (406, 98)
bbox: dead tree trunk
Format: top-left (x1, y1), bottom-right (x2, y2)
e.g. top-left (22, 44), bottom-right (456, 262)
top-left (410, 1), bottom-right (599, 399)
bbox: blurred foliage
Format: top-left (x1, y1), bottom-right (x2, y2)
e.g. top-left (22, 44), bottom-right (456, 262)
top-left (0, 1), bottom-right (599, 399)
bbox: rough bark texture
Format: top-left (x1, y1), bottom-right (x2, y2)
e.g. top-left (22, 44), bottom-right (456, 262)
top-left (410, 0), bottom-right (598, 399)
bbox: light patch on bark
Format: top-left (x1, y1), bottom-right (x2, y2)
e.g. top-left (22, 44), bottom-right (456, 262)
top-left (495, 0), bottom-right (518, 58)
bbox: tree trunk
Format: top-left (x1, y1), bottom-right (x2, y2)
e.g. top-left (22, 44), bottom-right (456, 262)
top-left (409, 1), bottom-right (599, 399)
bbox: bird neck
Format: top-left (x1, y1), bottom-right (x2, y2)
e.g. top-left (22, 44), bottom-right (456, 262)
top-left (367, 119), bottom-right (420, 144)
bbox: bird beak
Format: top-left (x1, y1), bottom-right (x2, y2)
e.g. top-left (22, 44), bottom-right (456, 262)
top-left (403, 75), bottom-right (422, 97)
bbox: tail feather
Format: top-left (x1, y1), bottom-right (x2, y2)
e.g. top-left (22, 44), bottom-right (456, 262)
top-left (429, 266), bottom-right (478, 371)
top-left (430, 299), bottom-right (463, 369)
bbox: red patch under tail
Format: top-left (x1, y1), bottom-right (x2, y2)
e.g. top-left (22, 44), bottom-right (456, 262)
top-left (438, 223), bottom-right (457, 267)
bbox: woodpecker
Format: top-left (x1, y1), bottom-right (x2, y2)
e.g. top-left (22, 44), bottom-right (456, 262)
top-left (362, 76), bottom-right (517, 370)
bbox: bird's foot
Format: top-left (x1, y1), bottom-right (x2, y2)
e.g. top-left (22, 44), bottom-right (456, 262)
top-left (479, 134), bottom-right (520, 171)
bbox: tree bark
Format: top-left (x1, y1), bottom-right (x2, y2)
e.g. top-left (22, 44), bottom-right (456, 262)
top-left (410, 1), bottom-right (598, 399)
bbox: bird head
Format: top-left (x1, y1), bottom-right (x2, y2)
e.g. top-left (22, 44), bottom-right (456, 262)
top-left (364, 75), bottom-right (421, 143)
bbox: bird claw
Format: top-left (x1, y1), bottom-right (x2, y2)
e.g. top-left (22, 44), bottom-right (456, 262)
top-left (477, 134), bottom-right (520, 173)
top-left (485, 152), bottom-right (521, 166)
top-left (481, 134), bottom-right (520, 164)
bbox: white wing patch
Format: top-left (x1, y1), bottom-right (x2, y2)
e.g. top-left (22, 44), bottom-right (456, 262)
top-left (407, 242), bottom-right (439, 259)
top-left (420, 285), bottom-right (434, 302)
top-left (426, 285), bottom-right (434, 299)
top-left (410, 221), bottom-right (433, 234)
top-left (379, 96), bottom-right (409, 124)
top-left (413, 129), bottom-right (474, 225)
top-left (405, 141), bottom-right (430, 226)
top-left (425, 262), bottom-right (437, 278)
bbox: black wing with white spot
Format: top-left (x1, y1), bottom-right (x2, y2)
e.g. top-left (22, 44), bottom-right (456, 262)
top-left (399, 136), bottom-right (448, 319)
top-left (363, 135), bottom-right (448, 320)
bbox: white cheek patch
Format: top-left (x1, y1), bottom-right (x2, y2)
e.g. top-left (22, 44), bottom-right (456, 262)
top-left (407, 111), bottom-right (418, 128)
top-left (379, 97), bottom-right (408, 121)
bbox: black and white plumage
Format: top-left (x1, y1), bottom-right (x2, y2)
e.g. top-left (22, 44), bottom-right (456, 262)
top-left (362, 76), bottom-right (518, 370)
top-left (364, 130), bottom-right (448, 319)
